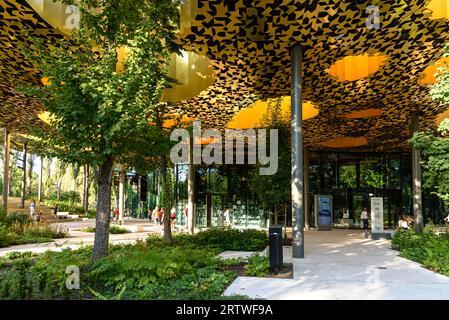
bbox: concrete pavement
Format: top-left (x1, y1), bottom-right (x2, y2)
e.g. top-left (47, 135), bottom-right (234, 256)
top-left (224, 229), bottom-right (449, 300)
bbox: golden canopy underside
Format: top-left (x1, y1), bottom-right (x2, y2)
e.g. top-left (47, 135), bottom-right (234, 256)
top-left (1, 0), bottom-right (449, 152)
top-left (178, 0), bottom-right (449, 151)
top-left (0, 0), bottom-right (57, 134)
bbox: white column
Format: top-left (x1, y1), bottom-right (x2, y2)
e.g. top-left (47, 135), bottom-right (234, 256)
top-left (118, 165), bottom-right (125, 224)
top-left (2, 129), bottom-right (10, 210)
top-left (188, 136), bottom-right (195, 234)
top-left (38, 156), bottom-right (43, 203)
top-left (411, 114), bottom-right (423, 233)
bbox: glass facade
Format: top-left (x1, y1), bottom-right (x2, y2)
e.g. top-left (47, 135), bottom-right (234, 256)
top-left (119, 152), bottom-right (446, 229)
top-left (308, 151), bottom-right (446, 228)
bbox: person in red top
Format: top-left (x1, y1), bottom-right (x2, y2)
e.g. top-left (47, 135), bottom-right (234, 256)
top-left (184, 205), bottom-right (188, 229)
top-left (115, 207), bottom-right (119, 223)
top-left (170, 207), bottom-right (177, 230)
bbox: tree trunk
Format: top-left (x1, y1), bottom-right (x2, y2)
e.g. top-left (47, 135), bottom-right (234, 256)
top-left (38, 156), bottom-right (43, 202)
top-left (83, 164), bottom-right (89, 212)
top-left (161, 156), bottom-right (172, 242)
top-left (92, 156), bottom-right (114, 262)
top-left (72, 164), bottom-right (80, 202)
top-left (57, 180), bottom-right (62, 200)
top-left (28, 155), bottom-right (34, 199)
top-left (19, 142), bottom-right (27, 208)
top-left (44, 158), bottom-right (52, 199)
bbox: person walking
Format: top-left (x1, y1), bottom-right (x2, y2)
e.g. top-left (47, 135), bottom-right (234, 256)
top-left (170, 206), bottom-right (177, 230)
top-left (224, 207), bottom-right (231, 227)
top-left (29, 200), bottom-right (36, 217)
top-left (361, 207), bottom-right (369, 230)
top-left (159, 207), bottom-right (164, 229)
top-left (152, 206), bottom-right (159, 227)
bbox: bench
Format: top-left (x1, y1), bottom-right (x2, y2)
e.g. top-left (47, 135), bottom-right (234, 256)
top-left (125, 225), bottom-right (146, 232)
top-left (56, 212), bottom-right (69, 219)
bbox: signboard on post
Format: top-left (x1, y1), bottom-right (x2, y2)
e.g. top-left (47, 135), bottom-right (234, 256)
top-left (370, 197), bottom-right (384, 234)
top-left (314, 195), bottom-right (333, 231)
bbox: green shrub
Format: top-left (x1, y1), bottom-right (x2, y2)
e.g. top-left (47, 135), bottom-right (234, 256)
top-left (4, 251), bottom-right (35, 260)
top-left (123, 266), bottom-right (236, 300)
top-left (80, 226), bottom-right (129, 234)
top-left (88, 243), bottom-right (220, 291)
top-left (0, 258), bottom-right (35, 299)
top-left (21, 224), bottom-right (68, 241)
top-left (192, 228), bottom-right (268, 251)
top-left (86, 209), bottom-right (96, 219)
top-left (244, 254), bottom-right (270, 277)
top-left (146, 227), bottom-right (268, 252)
top-left (109, 226), bottom-right (130, 234)
top-left (0, 225), bottom-right (19, 248)
top-left (0, 222), bottom-right (68, 248)
top-left (47, 191), bottom-right (80, 203)
top-left (392, 229), bottom-right (449, 276)
top-left (4, 213), bottom-right (31, 229)
top-left (0, 231), bottom-right (258, 300)
top-left (31, 247), bottom-right (92, 299)
top-left (42, 199), bottom-right (86, 215)
top-left (0, 206), bottom-right (7, 224)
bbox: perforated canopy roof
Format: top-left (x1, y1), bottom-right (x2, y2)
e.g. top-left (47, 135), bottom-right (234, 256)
top-left (1, 0), bottom-right (449, 151)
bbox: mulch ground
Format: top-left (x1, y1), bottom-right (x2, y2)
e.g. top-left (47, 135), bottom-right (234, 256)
top-left (224, 263), bottom-right (293, 279)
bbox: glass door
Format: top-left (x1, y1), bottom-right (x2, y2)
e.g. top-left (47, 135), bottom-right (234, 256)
top-left (212, 194), bottom-right (225, 227)
top-left (352, 194), bottom-right (365, 227)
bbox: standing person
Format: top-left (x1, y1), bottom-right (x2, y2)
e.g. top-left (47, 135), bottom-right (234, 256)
top-left (361, 207), bottom-right (369, 230)
top-left (170, 206), bottom-right (177, 230)
top-left (444, 208), bottom-right (449, 224)
top-left (184, 205), bottom-right (188, 229)
top-left (29, 200), bottom-right (36, 217)
top-left (152, 206), bottom-right (159, 227)
top-left (224, 207), bottom-right (231, 227)
top-left (114, 207), bottom-right (119, 223)
top-left (398, 215), bottom-right (409, 230)
top-left (159, 207), bottom-right (164, 228)
top-left (34, 210), bottom-right (42, 223)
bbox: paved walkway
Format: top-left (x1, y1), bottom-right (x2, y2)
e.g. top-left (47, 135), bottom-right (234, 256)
top-left (0, 219), bottom-right (192, 257)
top-left (224, 229), bottom-right (449, 300)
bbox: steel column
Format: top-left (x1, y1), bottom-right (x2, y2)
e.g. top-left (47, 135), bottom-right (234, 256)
top-left (411, 114), bottom-right (423, 233)
top-left (291, 44), bottom-right (304, 259)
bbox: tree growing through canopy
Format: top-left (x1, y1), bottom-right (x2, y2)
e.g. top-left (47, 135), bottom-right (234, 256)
top-left (248, 98), bottom-right (291, 225)
top-left (21, 0), bottom-right (181, 261)
top-left (411, 45), bottom-right (449, 202)
top-left (411, 119), bottom-right (449, 201)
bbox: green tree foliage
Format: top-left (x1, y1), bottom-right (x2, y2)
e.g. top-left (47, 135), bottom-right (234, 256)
top-left (248, 98), bottom-right (291, 210)
top-left (20, 0), bottom-right (181, 261)
top-left (411, 119), bottom-right (449, 201)
top-left (411, 45), bottom-right (449, 201)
